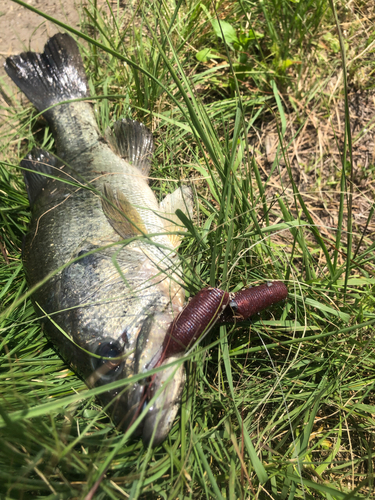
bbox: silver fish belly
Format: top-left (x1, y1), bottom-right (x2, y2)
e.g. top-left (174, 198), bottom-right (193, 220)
top-left (5, 33), bottom-right (192, 446)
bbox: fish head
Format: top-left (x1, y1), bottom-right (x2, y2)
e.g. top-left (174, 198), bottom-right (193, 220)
top-left (141, 355), bottom-right (185, 447)
top-left (86, 310), bottom-right (186, 446)
top-left (128, 311), bottom-right (186, 447)
top-left (57, 240), bottom-right (188, 446)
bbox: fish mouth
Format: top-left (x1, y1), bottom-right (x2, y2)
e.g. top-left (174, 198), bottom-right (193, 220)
top-left (140, 356), bottom-right (186, 446)
top-left (88, 315), bottom-right (186, 446)
top-left (128, 311), bottom-right (187, 446)
top-left (91, 355), bottom-right (185, 447)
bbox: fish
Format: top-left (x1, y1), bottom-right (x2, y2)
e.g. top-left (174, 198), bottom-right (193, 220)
top-left (5, 33), bottom-right (289, 447)
top-left (5, 33), bottom-right (194, 446)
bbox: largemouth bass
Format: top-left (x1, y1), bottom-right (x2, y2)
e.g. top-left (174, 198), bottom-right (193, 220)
top-left (5, 33), bottom-right (193, 446)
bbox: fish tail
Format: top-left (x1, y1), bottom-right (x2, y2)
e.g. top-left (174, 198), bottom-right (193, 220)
top-left (4, 33), bottom-right (88, 115)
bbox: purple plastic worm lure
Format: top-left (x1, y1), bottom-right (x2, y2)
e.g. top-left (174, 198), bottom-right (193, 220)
top-left (162, 287), bottom-right (230, 360)
top-left (155, 281), bottom-right (288, 366)
top-left (133, 281), bottom-right (288, 440)
top-left (219, 281), bottom-right (288, 324)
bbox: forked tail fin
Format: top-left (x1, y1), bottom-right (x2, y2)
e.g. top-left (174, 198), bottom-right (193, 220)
top-left (4, 33), bottom-right (88, 115)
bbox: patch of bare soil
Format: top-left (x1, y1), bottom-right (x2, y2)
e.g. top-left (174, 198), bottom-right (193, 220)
top-left (0, 0), bottom-right (137, 79)
top-left (250, 84), bottom-right (375, 262)
top-left (0, 0), bottom-right (84, 78)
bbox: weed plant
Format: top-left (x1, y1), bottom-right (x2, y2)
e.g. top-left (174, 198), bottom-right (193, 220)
top-left (0, 0), bottom-right (375, 498)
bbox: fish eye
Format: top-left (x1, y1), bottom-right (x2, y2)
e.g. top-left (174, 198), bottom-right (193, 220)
top-left (91, 339), bottom-right (124, 380)
top-left (97, 340), bottom-right (122, 359)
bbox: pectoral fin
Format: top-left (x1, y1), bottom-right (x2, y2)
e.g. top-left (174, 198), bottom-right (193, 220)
top-left (160, 186), bottom-right (194, 248)
top-left (102, 184), bottom-right (146, 238)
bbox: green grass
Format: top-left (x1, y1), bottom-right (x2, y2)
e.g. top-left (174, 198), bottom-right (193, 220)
top-left (1, 0), bottom-right (375, 498)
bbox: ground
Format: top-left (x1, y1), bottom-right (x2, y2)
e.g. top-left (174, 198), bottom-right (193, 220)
top-left (249, 88), bottom-right (375, 246)
top-left (0, 0), bottom-right (83, 79)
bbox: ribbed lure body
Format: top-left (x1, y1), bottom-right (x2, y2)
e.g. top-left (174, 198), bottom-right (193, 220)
top-left (158, 281), bottom-right (288, 362)
top-left (139, 281), bottom-right (287, 445)
top-left (220, 281), bottom-right (288, 323)
top-left (162, 288), bottom-right (230, 360)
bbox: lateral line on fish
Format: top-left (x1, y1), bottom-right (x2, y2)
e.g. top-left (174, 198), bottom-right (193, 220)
top-left (4, 237), bottom-right (147, 319)
top-left (44, 153), bottom-right (188, 256)
top-left (24, 153), bottom-right (188, 263)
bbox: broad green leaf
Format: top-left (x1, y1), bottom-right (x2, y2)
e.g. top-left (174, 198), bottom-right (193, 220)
top-left (196, 48), bottom-right (223, 63)
top-left (211, 19), bottom-right (239, 46)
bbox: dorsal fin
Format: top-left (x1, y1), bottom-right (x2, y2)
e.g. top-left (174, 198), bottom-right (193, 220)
top-left (20, 148), bottom-right (64, 206)
top-left (160, 186), bottom-right (194, 248)
top-left (101, 183), bottom-right (147, 238)
top-left (105, 119), bottom-right (154, 178)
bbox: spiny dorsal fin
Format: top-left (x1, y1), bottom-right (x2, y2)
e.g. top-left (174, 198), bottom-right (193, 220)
top-left (20, 148), bottom-right (64, 206)
top-left (101, 183), bottom-right (147, 238)
top-left (4, 34), bottom-right (88, 116)
top-left (160, 186), bottom-right (194, 248)
top-left (105, 119), bottom-right (154, 178)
